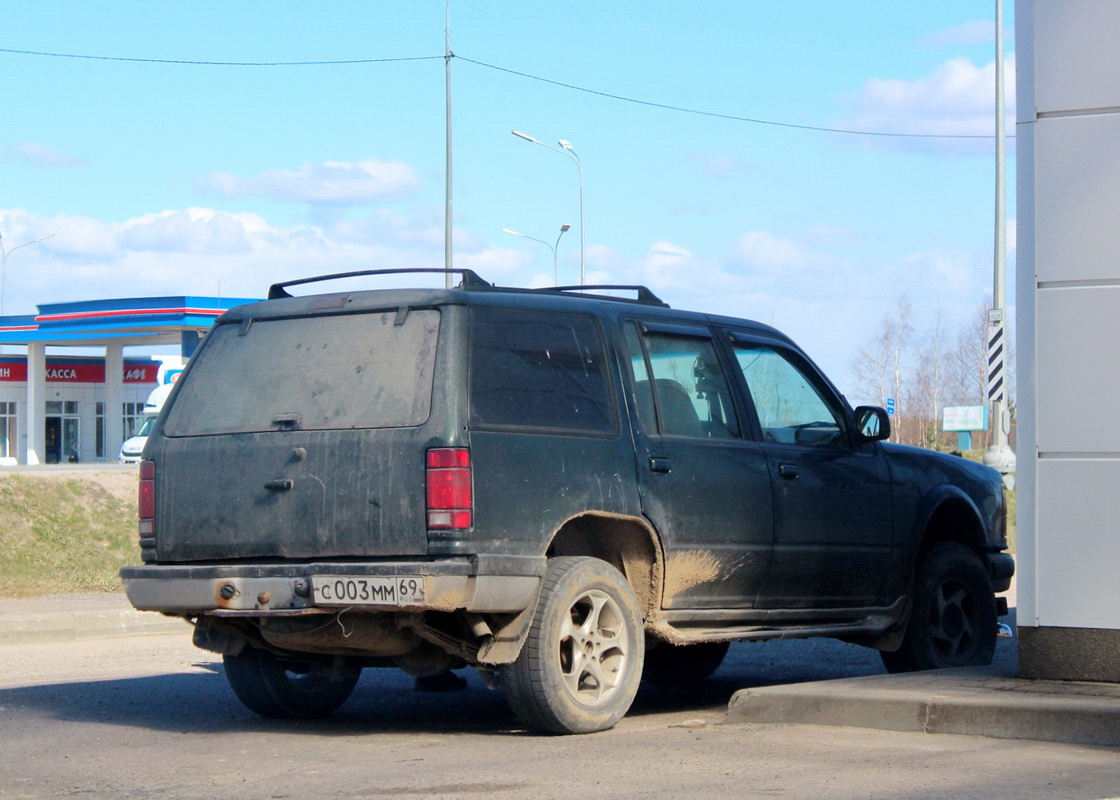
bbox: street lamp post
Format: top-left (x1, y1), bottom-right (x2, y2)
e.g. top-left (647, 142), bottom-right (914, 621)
top-left (511, 131), bottom-right (585, 285)
top-left (0, 232), bottom-right (55, 317)
top-left (502, 224), bottom-right (571, 284)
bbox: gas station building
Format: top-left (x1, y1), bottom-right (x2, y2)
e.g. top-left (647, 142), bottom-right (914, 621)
top-left (0, 295), bottom-right (255, 465)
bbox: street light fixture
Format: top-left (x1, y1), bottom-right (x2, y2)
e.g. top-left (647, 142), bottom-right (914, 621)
top-left (0, 231), bottom-right (55, 318)
top-left (502, 223), bottom-right (571, 284)
top-left (511, 130), bottom-right (585, 285)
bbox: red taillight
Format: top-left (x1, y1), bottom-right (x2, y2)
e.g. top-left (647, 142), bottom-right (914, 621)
top-left (426, 448), bottom-right (472, 529)
top-left (138, 460), bottom-right (156, 538)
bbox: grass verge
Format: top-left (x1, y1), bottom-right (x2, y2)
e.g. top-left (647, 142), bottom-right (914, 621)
top-left (0, 474), bottom-right (137, 597)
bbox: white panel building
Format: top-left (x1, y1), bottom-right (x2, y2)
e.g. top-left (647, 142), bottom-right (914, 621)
top-left (1016, 0), bottom-right (1120, 681)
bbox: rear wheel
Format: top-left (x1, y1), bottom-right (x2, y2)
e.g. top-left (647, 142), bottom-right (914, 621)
top-left (881, 542), bottom-right (997, 673)
top-left (642, 641), bottom-right (730, 686)
top-left (223, 647), bottom-right (359, 719)
top-left (502, 557), bottom-right (644, 735)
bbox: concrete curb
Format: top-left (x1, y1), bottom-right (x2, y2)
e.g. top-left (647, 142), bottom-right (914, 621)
top-left (724, 665), bottom-right (1120, 748)
top-left (0, 608), bottom-right (190, 646)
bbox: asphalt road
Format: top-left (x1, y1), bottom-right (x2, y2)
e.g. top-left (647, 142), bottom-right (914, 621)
top-left (1, 632), bottom-right (1117, 800)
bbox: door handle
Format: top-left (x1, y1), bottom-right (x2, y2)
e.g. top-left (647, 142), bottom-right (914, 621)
top-left (648, 456), bottom-right (672, 474)
top-left (778, 463), bottom-right (799, 479)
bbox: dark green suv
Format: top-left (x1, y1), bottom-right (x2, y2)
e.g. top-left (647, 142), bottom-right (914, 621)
top-left (122, 269), bottom-right (1013, 734)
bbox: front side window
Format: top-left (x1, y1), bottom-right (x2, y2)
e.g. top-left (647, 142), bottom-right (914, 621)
top-left (469, 308), bottom-right (614, 433)
top-left (734, 343), bottom-right (844, 448)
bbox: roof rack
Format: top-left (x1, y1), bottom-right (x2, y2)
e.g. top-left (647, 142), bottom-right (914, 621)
top-left (267, 268), bottom-right (492, 300)
top-left (266, 270), bottom-right (669, 309)
top-left (532, 284), bottom-right (669, 307)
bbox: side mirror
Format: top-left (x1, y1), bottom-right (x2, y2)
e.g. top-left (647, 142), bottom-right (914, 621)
top-left (853, 406), bottom-right (890, 442)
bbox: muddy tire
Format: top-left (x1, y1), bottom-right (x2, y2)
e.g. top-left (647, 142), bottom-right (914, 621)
top-left (881, 542), bottom-right (997, 674)
top-left (502, 557), bottom-right (644, 735)
top-left (223, 648), bottom-right (359, 719)
top-left (642, 641), bottom-right (730, 686)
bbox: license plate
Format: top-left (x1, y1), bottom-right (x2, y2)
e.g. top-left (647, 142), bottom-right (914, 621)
top-left (311, 575), bottom-right (425, 607)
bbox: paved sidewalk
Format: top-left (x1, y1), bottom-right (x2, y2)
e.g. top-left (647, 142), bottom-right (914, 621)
top-left (0, 592), bottom-right (189, 645)
top-left (725, 660), bottom-right (1120, 748)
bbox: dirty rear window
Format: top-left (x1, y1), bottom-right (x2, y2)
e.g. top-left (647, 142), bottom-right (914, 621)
top-left (162, 309), bottom-right (440, 436)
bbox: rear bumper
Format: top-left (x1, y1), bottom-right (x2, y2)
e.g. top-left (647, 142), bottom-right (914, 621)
top-left (120, 555), bottom-right (544, 615)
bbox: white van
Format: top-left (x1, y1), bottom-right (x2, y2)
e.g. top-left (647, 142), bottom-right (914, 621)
top-left (119, 383), bottom-right (174, 463)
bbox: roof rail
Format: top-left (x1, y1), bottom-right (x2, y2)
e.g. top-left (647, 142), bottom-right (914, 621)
top-left (532, 284), bottom-right (669, 307)
top-left (267, 268), bottom-right (492, 299)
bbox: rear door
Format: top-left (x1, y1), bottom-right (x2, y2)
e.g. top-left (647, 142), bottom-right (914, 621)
top-left (466, 306), bottom-right (641, 552)
top-left (152, 306), bottom-right (442, 561)
top-left (623, 320), bottom-right (773, 609)
top-left (727, 333), bottom-right (894, 608)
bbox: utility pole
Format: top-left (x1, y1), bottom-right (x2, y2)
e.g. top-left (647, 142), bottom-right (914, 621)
top-left (443, 0), bottom-right (453, 287)
top-left (983, 0), bottom-right (1017, 487)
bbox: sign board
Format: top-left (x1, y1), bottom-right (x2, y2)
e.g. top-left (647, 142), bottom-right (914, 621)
top-left (0, 359), bottom-right (159, 384)
top-left (943, 405), bottom-right (989, 432)
top-left (885, 397), bottom-right (896, 415)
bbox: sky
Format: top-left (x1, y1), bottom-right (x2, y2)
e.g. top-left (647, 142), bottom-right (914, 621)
top-left (0, 1), bottom-right (1015, 397)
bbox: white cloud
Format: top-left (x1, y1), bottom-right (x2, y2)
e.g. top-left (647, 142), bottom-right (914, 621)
top-left (641, 241), bottom-right (698, 288)
top-left (118, 209), bottom-right (257, 254)
top-left (0, 206), bottom-right (458, 315)
top-left (899, 249), bottom-right (977, 292)
top-left (456, 246), bottom-right (531, 278)
top-left (200, 158), bottom-right (421, 205)
top-left (734, 231), bottom-right (810, 274)
top-left (838, 56), bottom-right (1015, 154)
top-left (1, 142), bottom-right (87, 168)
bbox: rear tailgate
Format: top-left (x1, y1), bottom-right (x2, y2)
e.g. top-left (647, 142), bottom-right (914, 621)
top-left (149, 305), bottom-right (442, 562)
top-left (154, 429), bottom-right (426, 560)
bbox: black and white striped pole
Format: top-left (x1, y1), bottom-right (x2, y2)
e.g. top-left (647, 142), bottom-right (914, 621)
top-left (982, 0), bottom-right (1017, 487)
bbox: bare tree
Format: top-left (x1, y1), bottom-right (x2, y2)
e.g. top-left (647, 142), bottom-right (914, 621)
top-left (907, 308), bottom-right (951, 449)
top-left (849, 294), bottom-right (913, 443)
top-left (953, 302), bottom-right (991, 407)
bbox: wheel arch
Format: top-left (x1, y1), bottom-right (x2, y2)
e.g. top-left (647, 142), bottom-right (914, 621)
top-left (912, 485), bottom-right (988, 561)
top-left (546, 511), bottom-right (664, 620)
top-left (476, 512), bottom-right (664, 667)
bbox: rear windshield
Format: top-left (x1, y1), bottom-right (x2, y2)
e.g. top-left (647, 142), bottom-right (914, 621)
top-left (162, 309), bottom-right (440, 436)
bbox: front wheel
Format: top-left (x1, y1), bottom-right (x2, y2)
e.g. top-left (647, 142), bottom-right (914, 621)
top-left (223, 647), bottom-right (359, 719)
top-left (881, 542), bottom-right (997, 674)
top-left (502, 557), bottom-right (644, 735)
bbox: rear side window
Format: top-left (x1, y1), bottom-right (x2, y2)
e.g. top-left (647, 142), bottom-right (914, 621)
top-left (163, 309), bottom-right (440, 436)
top-left (469, 308), bottom-right (615, 433)
top-left (624, 322), bottom-right (739, 440)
